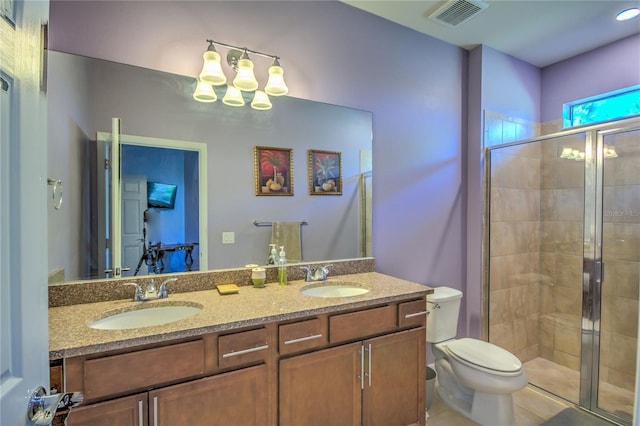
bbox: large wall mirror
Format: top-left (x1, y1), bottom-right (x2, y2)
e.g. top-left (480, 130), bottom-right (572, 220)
top-left (47, 51), bottom-right (373, 283)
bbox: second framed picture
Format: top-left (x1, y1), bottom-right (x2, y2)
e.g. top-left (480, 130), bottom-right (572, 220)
top-left (308, 149), bottom-right (342, 195)
top-left (255, 146), bottom-right (293, 196)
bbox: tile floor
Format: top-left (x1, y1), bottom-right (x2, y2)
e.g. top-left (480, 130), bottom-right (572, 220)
top-left (524, 357), bottom-right (634, 422)
top-left (426, 358), bottom-right (630, 425)
top-left (426, 382), bottom-right (570, 425)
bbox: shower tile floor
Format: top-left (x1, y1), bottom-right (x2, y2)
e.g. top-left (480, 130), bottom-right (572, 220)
top-left (524, 358), bottom-right (633, 422)
top-left (426, 357), bottom-right (631, 425)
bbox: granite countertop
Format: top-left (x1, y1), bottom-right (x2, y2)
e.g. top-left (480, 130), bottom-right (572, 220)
top-left (49, 272), bottom-right (431, 360)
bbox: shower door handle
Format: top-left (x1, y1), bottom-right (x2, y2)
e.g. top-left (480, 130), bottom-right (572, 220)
top-left (595, 261), bottom-right (603, 285)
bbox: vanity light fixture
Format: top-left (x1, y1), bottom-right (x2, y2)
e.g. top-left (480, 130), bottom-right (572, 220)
top-left (195, 39), bottom-right (289, 111)
top-left (559, 144), bottom-right (618, 160)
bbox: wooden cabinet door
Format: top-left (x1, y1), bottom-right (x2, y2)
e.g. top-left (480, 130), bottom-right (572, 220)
top-left (280, 342), bottom-right (362, 426)
top-left (362, 328), bottom-right (425, 426)
top-left (149, 364), bottom-right (269, 426)
top-left (65, 392), bottom-right (147, 426)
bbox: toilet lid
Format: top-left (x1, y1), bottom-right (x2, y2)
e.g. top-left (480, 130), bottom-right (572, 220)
top-left (445, 338), bottom-right (522, 373)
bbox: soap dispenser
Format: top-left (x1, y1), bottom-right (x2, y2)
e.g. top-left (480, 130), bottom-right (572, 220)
top-left (278, 246), bottom-right (287, 286)
top-left (268, 244), bottom-right (278, 265)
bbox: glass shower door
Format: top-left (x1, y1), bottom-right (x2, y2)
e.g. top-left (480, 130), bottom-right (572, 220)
top-left (487, 117), bottom-right (640, 425)
top-left (589, 127), bottom-right (639, 423)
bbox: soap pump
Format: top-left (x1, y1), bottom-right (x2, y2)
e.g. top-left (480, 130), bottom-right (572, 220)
top-left (268, 244), bottom-right (278, 265)
top-left (278, 246), bottom-right (287, 286)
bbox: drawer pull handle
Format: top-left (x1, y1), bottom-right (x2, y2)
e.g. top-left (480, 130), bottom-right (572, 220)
top-left (138, 399), bottom-right (144, 426)
top-left (284, 334), bottom-right (323, 345)
top-left (153, 396), bottom-right (158, 426)
top-left (222, 344), bottom-right (269, 358)
top-left (404, 310), bottom-right (428, 319)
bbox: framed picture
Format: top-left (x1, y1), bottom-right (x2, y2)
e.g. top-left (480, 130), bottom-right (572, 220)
top-left (308, 149), bottom-right (342, 195)
top-left (254, 146), bottom-right (293, 196)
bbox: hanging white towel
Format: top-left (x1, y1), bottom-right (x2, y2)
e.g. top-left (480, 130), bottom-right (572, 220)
top-left (270, 221), bottom-right (302, 262)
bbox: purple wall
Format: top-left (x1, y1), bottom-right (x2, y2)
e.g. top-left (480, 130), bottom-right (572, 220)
top-left (481, 46), bottom-right (542, 123)
top-left (541, 34), bottom-right (640, 122)
top-left (47, 0), bottom-right (637, 341)
top-left (465, 46), bottom-right (541, 337)
top-left (49, 0), bottom-right (468, 291)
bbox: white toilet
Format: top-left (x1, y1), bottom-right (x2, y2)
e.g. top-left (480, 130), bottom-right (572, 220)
top-left (427, 286), bottom-right (528, 426)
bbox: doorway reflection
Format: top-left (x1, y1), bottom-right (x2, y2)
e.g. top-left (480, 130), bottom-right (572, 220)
top-left (120, 145), bottom-right (200, 276)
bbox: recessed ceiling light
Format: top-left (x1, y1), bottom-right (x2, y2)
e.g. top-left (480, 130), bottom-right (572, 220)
top-left (616, 7), bottom-right (640, 21)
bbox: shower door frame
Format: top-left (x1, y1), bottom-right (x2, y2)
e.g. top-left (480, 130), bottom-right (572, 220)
top-left (582, 118), bottom-right (640, 424)
top-left (484, 116), bottom-right (640, 425)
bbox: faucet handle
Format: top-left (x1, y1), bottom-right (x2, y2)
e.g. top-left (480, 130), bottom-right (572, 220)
top-left (158, 278), bottom-right (177, 299)
top-left (300, 266), bottom-right (312, 281)
top-left (123, 282), bottom-right (143, 301)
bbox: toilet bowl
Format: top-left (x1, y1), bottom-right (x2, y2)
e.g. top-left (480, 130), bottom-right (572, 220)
top-left (426, 287), bottom-right (527, 426)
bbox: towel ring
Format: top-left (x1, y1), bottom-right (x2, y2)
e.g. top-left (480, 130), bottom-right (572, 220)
top-left (47, 178), bottom-right (63, 210)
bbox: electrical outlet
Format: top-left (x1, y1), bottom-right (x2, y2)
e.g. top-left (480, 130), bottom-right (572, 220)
top-left (222, 231), bottom-right (235, 244)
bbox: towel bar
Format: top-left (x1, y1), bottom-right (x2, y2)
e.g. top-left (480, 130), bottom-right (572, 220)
top-left (253, 220), bottom-right (308, 227)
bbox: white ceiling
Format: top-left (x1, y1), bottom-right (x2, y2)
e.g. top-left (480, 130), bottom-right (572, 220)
top-left (342, 0), bottom-right (640, 67)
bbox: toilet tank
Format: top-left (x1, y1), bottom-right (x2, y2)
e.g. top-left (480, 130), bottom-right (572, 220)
top-left (426, 286), bottom-right (463, 343)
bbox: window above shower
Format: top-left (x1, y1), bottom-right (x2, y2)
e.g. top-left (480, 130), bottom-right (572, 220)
top-left (563, 85), bottom-right (640, 128)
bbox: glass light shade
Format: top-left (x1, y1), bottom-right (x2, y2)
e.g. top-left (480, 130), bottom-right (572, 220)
top-left (199, 50), bottom-right (227, 86)
top-left (251, 90), bottom-right (272, 110)
top-left (560, 147), bottom-right (573, 159)
top-left (222, 85), bottom-right (245, 107)
top-left (604, 144), bottom-right (618, 158)
top-left (616, 7), bottom-right (640, 21)
top-left (233, 58), bottom-right (259, 92)
top-left (193, 80), bottom-right (217, 103)
top-left (265, 64), bottom-right (288, 96)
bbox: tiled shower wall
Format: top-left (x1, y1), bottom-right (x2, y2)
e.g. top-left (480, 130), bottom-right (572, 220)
top-left (538, 134), bottom-right (586, 371)
top-left (486, 111), bottom-right (541, 363)
top-left (488, 141), bottom-right (542, 363)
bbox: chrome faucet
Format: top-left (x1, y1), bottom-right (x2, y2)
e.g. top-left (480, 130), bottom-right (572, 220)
top-left (300, 264), bottom-right (332, 282)
top-left (158, 278), bottom-right (177, 298)
top-left (123, 278), bottom-right (177, 301)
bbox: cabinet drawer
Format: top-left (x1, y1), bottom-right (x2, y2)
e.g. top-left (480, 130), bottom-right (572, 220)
top-left (398, 299), bottom-right (427, 328)
top-left (279, 318), bottom-right (328, 355)
top-left (218, 328), bottom-right (269, 369)
top-left (83, 340), bottom-right (204, 400)
top-left (329, 305), bottom-right (397, 343)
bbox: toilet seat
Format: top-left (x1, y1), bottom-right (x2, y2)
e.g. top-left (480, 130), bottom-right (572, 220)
top-left (442, 338), bottom-right (523, 377)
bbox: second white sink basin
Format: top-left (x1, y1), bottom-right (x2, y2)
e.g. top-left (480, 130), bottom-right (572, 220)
top-left (89, 302), bottom-right (203, 330)
top-left (300, 282), bottom-right (370, 298)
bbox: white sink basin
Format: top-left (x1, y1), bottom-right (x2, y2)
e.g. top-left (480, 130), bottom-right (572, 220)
top-left (300, 282), bottom-right (370, 298)
top-left (89, 303), bottom-right (203, 330)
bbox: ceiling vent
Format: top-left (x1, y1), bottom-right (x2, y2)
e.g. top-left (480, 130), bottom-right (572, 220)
top-left (428, 0), bottom-right (490, 27)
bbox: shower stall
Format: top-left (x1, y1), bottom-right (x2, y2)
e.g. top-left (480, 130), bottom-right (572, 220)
top-left (485, 116), bottom-right (640, 424)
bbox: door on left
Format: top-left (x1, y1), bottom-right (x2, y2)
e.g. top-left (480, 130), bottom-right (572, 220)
top-left (0, 1), bottom-right (51, 424)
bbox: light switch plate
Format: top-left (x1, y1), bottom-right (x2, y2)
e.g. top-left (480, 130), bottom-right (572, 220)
top-left (222, 231), bottom-right (235, 244)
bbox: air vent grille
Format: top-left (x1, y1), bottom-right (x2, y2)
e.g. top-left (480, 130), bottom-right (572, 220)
top-left (428, 0), bottom-right (489, 27)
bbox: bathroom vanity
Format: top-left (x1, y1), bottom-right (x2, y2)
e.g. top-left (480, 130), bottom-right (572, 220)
top-left (49, 272), bottom-right (431, 426)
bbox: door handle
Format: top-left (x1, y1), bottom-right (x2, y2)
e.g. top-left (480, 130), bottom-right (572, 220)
top-left (28, 386), bottom-right (83, 425)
